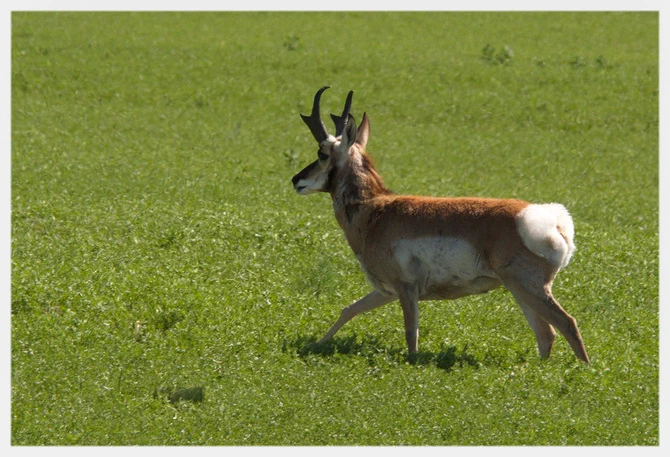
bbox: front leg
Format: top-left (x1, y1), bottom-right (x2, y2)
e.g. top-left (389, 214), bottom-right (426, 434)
top-left (318, 290), bottom-right (396, 343)
top-left (397, 285), bottom-right (420, 356)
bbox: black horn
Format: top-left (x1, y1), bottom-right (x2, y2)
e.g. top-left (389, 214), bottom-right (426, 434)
top-left (331, 90), bottom-right (354, 137)
top-left (301, 86), bottom-right (331, 143)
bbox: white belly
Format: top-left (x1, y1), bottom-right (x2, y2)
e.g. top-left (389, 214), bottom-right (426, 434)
top-left (392, 237), bottom-right (501, 300)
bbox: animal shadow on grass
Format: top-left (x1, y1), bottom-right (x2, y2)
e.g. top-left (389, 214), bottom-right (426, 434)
top-left (283, 334), bottom-right (480, 372)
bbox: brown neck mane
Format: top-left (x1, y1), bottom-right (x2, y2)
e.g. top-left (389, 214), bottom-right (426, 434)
top-left (330, 148), bottom-right (391, 224)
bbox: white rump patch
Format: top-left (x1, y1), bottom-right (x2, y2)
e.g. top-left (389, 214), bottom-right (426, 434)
top-left (516, 203), bottom-right (576, 269)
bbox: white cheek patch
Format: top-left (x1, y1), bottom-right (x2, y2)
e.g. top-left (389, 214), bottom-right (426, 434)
top-left (295, 136), bottom-right (341, 194)
top-left (295, 172), bottom-right (327, 194)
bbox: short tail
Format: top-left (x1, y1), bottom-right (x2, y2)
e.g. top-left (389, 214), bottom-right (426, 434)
top-left (516, 203), bottom-right (576, 270)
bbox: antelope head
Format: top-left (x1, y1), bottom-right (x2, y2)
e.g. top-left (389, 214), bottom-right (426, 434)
top-left (291, 86), bottom-right (370, 195)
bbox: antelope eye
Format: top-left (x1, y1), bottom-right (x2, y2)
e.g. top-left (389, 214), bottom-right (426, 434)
top-left (318, 151), bottom-right (329, 161)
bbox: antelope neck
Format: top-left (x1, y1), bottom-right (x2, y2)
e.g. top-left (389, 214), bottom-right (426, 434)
top-left (329, 151), bottom-right (390, 254)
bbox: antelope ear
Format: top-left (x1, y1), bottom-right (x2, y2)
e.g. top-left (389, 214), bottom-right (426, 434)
top-left (340, 113), bottom-right (357, 151)
top-left (355, 112), bottom-right (369, 149)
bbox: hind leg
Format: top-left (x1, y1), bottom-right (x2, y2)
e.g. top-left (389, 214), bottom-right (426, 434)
top-left (504, 278), bottom-right (589, 363)
top-left (519, 303), bottom-right (556, 359)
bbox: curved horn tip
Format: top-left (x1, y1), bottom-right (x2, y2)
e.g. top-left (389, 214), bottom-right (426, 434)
top-left (301, 86), bottom-right (333, 143)
top-left (331, 89), bottom-right (356, 136)
top-left (342, 91), bottom-right (354, 112)
top-left (310, 86), bottom-right (331, 113)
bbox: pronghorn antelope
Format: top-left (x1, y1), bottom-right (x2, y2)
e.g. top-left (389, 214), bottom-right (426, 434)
top-left (291, 86), bottom-right (589, 363)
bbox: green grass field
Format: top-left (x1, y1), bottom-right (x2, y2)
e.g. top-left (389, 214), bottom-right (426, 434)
top-left (11, 12), bottom-right (658, 445)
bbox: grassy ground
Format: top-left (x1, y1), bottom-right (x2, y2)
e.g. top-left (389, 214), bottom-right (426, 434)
top-left (11, 12), bottom-right (658, 445)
